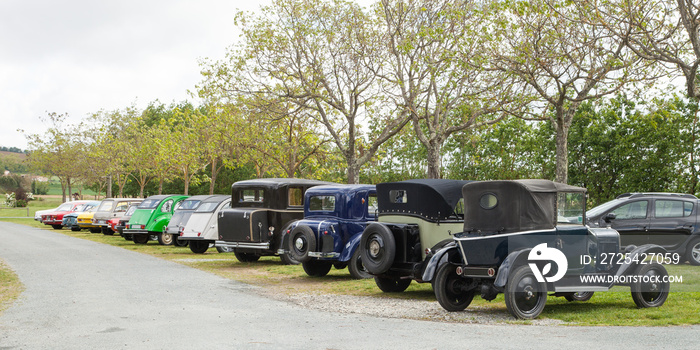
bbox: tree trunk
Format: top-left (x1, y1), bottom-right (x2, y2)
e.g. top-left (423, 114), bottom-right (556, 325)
top-left (555, 121), bottom-right (569, 184)
top-left (209, 158), bottom-right (218, 195)
top-left (426, 142), bottom-right (443, 179)
top-left (158, 179), bottom-right (163, 195)
top-left (347, 162), bottom-right (360, 184)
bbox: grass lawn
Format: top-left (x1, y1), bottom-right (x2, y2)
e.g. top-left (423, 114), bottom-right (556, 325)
top-left (1, 218), bottom-right (699, 326)
top-left (0, 259), bottom-right (23, 314)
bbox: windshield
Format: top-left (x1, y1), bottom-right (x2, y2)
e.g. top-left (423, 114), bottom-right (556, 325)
top-left (557, 192), bottom-right (585, 224)
top-left (138, 198), bottom-right (162, 209)
top-left (96, 200), bottom-right (114, 212)
top-left (178, 199), bottom-right (201, 210)
top-left (587, 199), bottom-right (622, 218)
top-left (56, 203), bottom-right (73, 211)
top-left (195, 202), bottom-right (221, 213)
top-left (125, 205), bottom-right (138, 216)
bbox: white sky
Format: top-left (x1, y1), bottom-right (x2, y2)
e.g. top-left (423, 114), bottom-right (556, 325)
top-left (0, 0), bottom-right (271, 150)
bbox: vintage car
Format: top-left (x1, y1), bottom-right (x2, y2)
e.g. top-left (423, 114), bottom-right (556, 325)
top-left (61, 201), bottom-right (100, 231)
top-left (284, 184), bottom-right (377, 278)
top-left (587, 192), bottom-right (700, 265)
top-left (41, 200), bottom-right (92, 229)
top-left (358, 179), bottom-right (470, 292)
top-left (216, 178), bottom-right (333, 263)
top-left (427, 180), bottom-right (670, 319)
top-left (92, 198), bottom-right (143, 235)
top-left (116, 205), bottom-right (138, 240)
top-left (123, 194), bottom-right (189, 244)
top-left (162, 195), bottom-right (215, 246)
top-left (77, 208), bottom-right (101, 233)
top-left (178, 194), bottom-right (232, 254)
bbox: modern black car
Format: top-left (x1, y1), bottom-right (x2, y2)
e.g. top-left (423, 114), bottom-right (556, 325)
top-left (216, 178), bottom-right (333, 264)
top-left (427, 180), bottom-right (670, 319)
top-left (587, 193), bottom-right (700, 265)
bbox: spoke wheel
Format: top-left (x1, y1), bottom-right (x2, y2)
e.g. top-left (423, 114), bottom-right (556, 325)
top-left (505, 265), bottom-right (547, 319)
top-left (434, 263), bottom-right (475, 312)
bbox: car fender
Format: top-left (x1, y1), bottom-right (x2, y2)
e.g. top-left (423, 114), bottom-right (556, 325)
top-left (421, 241), bottom-right (459, 282)
top-left (339, 232), bottom-right (363, 262)
top-left (615, 244), bottom-right (668, 277)
top-left (494, 248), bottom-right (531, 288)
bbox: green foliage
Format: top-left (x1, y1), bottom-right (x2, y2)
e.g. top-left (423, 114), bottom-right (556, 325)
top-left (31, 181), bottom-right (49, 195)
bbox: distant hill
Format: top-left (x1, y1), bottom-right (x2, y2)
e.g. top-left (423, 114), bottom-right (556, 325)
top-left (0, 151), bottom-right (27, 161)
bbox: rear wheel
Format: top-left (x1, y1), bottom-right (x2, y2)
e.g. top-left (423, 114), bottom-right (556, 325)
top-left (101, 227), bottom-right (113, 236)
top-left (173, 236), bottom-right (188, 247)
top-left (374, 276), bottom-right (411, 293)
top-left (302, 260), bottom-right (332, 277)
top-left (234, 252), bottom-right (261, 263)
top-left (631, 263), bottom-right (669, 308)
top-left (505, 265), bottom-right (547, 319)
top-left (70, 226), bottom-right (81, 232)
top-left (51, 224), bottom-right (63, 230)
top-left (434, 263), bottom-right (475, 311)
top-left (189, 241), bottom-right (209, 254)
top-left (348, 249), bottom-right (372, 279)
top-left (686, 238), bottom-right (700, 266)
top-left (89, 228), bottom-right (101, 234)
top-left (133, 234), bottom-right (149, 244)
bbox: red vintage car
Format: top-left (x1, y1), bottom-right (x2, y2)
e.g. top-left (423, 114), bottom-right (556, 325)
top-left (41, 200), bottom-right (92, 230)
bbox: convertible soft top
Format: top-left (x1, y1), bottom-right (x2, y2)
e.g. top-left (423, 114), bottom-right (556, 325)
top-left (462, 179), bottom-right (586, 234)
top-left (377, 179), bottom-right (471, 222)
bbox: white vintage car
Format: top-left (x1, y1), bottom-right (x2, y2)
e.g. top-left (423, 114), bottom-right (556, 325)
top-left (177, 194), bottom-right (233, 254)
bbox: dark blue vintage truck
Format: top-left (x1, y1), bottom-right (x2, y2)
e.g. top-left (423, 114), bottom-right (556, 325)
top-left (283, 184), bottom-right (377, 278)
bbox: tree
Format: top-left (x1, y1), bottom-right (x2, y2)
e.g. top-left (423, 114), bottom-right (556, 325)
top-left (486, 0), bottom-right (654, 183)
top-left (209, 0), bottom-right (409, 183)
top-left (377, 0), bottom-right (524, 178)
top-left (586, 0), bottom-right (700, 193)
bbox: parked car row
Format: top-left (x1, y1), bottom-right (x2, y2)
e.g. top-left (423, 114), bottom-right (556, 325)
top-left (37, 178), bottom-right (697, 319)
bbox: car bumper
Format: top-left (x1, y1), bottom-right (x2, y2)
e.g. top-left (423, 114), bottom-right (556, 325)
top-left (215, 240), bottom-right (271, 250)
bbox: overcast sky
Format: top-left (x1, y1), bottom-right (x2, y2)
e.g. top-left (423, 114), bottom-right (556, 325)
top-left (0, 0), bottom-right (273, 150)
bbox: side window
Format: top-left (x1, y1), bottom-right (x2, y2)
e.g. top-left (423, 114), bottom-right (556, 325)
top-left (611, 201), bottom-right (648, 220)
top-left (288, 187), bottom-right (303, 207)
top-left (389, 190), bottom-right (407, 204)
top-left (367, 194), bottom-right (378, 218)
top-left (114, 202), bottom-right (129, 212)
top-left (655, 200), bottom-right (689, 218)
top-left (309, 195), bottom-right (335, 211)
top-left (161, 200), bottom-right (173, 213)
top-left (454, 198), bottom-right (465, 217)
top-left (240, 189), bottom-right (264, 203)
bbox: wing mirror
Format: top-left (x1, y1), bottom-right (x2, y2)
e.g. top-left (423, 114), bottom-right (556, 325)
top-left (603, 212), bottom-right (617, 223)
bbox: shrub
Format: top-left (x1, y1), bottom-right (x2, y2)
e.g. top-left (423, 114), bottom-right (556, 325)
top-left (15, 199), bottom-right (27, 207)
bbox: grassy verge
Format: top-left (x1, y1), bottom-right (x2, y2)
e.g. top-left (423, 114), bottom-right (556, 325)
top-left (0, 259), bottom-right (23, 315)
top-left (2, 219), bottom-right (700, 326)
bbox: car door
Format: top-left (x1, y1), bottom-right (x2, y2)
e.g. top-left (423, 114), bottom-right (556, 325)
top-left (646, 199), bottom-right (696, 251)
top-left (607, 199), bottom-right (651, 247)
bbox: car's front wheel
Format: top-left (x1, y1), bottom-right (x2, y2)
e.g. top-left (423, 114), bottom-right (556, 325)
top-left (563, 292), bottom-right (594, 302)
top-left (348, 249), bottom-right (372, 279)
top-left (631, 263), bottom-right (669, 308)
top-left (302, 260), bottom-right (332, 277)
top-left (686, 238), bottom-right (700, 266)
top-left (374, 276), bottom-right (411, 293)
top-left (505, 265), bottom-right (547, 319)
top-left (158, 233), bottom-right (174, 245)
top-left (434, 263), bottom-right (475, 312)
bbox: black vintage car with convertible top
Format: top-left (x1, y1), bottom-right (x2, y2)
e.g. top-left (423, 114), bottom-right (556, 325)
top-left (216, 178), bottom-right (333, 264)
top-left (359, 179), bottom-right (470, 292)
top-left (426, 180), bottom-right (671, 319)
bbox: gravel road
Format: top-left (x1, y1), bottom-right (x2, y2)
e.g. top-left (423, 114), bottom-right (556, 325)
top-left (0, 222), bottom-right (698, 349)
